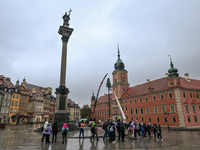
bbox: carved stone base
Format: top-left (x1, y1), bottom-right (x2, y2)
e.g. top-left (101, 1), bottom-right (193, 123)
top-left (53, 112), bottom-right (79, 131)
top-left (53, 112), bottom-right (69, 127)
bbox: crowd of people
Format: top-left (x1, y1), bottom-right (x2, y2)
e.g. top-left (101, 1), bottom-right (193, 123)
top-left (41, 121), bottom-right (69, 144)
top-left (40, 119), bottom-right (163, 144)
top-left (101, 119), bottom-right (163, 143)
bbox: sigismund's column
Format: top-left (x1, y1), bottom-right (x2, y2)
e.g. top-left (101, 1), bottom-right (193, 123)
top-left (54, 10), bottom-right (74, 125)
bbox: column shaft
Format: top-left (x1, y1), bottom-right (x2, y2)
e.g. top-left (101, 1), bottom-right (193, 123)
top-left (60, 42), bottom-right (67, 86)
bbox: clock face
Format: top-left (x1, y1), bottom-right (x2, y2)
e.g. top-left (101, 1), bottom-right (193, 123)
top-left (121, 74), bottom-right (125, 79)
top-left (115, 74), bottom-right (117, 79)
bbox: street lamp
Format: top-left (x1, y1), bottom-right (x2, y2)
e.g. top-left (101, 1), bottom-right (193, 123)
top-left (164, 112), bottom-right (170, 132)
top-left (106, 78), bottom-right (111, 119)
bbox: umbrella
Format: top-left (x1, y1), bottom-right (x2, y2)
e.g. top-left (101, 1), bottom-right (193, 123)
top-left (79, 118), bottom-right (88, 122)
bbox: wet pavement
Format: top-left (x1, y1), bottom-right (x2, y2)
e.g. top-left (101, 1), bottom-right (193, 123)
top-left (0, 124), bottom-right (200, 150)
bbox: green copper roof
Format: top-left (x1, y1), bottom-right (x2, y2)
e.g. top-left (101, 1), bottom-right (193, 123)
top-left (16, 79), bottom-right (19, 86)
top-left (114, 45), bottom-right (125, 71)
top-left (91, 92), bottom-right (95, 100)
top-left (168, 57), bottom-right (179, 78)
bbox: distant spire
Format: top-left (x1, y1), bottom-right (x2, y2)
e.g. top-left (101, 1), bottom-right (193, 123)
top-left (169, 55), bottom-right (174, 68)
top-left (117, 43), bottom-right (120, 59)
top-left (16, 78), bottom-right (20, 86)
top-left (168, 55), bottom-right (179, 78)
top-left (91, 91), bottom-right (95, 100)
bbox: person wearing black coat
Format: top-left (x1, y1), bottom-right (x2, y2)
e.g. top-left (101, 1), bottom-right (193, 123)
top-left (52, 121), bottom-right (59, 143)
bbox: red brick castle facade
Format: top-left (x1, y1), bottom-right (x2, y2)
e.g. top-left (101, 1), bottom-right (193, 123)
top-left (91, 48), bottom-right (200, 127)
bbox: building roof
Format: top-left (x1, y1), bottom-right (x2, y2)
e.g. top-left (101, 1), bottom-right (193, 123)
top-left (68, 99), bottom-right (80, 108)
top-left (97, 94), bottom-right (111, 103)
top-left (121, 77), bottom-right (200, 99)
top-left (27, 83), bottom-right (43, 90)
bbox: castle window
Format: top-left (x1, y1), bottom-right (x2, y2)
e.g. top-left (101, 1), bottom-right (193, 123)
top-left (130, 108), bottom-right (133, 114)
top-left (153, 95), bottom-right (156, 101)
top-left (172, 117), bottom-right (176, 123)
top-left (169, 92), bottom-right (172, 98)
top-left (185, 104), bottom-right (189, 112)
top-left (130, 100), bottom-right (132, 104)
top-left (161, 105), bottom-right (166, 113)
top-left (192, 104), bottom-right (196, 112)
top-left (154, 106), bottom-right (158, 113)
top-left (140, 108), bottom-right (143, 114)
top-left (115, 109), bottom-right (117, 114)
top-left (134, 99), bottom-right (137, 103)
top-left (148, 117), bottom-right (151, 122)
top-left (164, 117), bottom-right (167, 122)
top-left (146, 107), bottom-right (149, 114)
top-left (145, 97), bottom-right (148, 102)
top-left (188, 116), bottom-right (191, 123)
top-left (190, 93), bottom-right (193, 98)
top-left (160, 94), bottom-right (164, 99)
top-left (125, 106), bottom-right (127, 110)
top-left (141, 117), bottom-right (144, 122)
top-left (13, 94), bottom-right (15, 98)
top-left (183, 92), bottom-right (186, 98)
top-left (140, 98), bottom-right (142, 102)
top-left (15, 102), bottom-right (18, 106)
top-left (170, 105), bottom-right (175, 113)
top-left (196, 93), bottom-right (199, 99)
top-left (135, 108), bottom-right (138, 114)
top-left (194, 116), bottom-right (198, 122)
top-left (157, 117), bottom-right (160, 122)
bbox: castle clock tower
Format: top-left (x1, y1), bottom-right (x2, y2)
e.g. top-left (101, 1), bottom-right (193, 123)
top-left (112, 45), bottom-right (129, 100)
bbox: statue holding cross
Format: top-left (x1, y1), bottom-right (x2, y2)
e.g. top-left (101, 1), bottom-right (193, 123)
top-left (62, 9), bottom-right (72, 27)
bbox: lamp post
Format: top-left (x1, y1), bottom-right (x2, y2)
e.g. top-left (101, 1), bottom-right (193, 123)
top-left (164, 112), bottom-right (170, 132)
top-left (106, 78), bottom-right (111, 119)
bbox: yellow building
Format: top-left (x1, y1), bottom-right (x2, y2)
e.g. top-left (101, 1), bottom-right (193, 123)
top-left (9, 84), bottom-right (30, 124)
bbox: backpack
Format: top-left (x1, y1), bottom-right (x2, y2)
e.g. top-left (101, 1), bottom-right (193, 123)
top-left (120, 124), bottom-right (125, 132)
top-left (135, 124), bottom-right (140, 130)
top-left (110, 126), bottom-right (114, 132)
top-left (107, 125), bottom-right (111, 132)
top-left (91, 127), bottom-right (95, 133)
top-left (45, 126), bottom-right (49, 132)
top-left (64, 128), bottom-right (68, 133)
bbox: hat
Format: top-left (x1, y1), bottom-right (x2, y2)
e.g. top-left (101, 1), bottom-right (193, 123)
top-left (112, 122), bottom-right (115, 125)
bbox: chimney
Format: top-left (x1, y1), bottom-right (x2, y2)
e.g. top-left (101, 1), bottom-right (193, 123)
top-left (146, 79), bottom-right (150, 83)
top-left (184, 73), bottom-right (190, 82)
top-left (165, 73), bottom-right (168, 78)
top-left (6, 77), bottom-right (11, 81)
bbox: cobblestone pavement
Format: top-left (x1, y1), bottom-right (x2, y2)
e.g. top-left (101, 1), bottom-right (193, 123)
top-left (0, 124), bottom-right (200, 150)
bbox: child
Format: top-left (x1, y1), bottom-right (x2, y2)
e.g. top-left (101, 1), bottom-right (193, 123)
top-left (61, 123), bottom-right (69, 144)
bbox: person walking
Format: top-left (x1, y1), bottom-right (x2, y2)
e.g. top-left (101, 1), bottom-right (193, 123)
top-left (102, 121), bottom-right (109, 140)
top-left (116, 119), bottom-right (121, 141)
top-left (52, 121), bottom-right (59, 143)
top-left (90, 123), bottom-right (99, 141)
top-left (153, 123), bottom-right (158, 138)
top-left (120, 121), bottom-right (125, 142)
top-left (79, 121), bottom-right (85, 138)
top-left (129, 121), bottom-right (135, 140)
top-left (61, 123), bottom-right (69, 144)
top-left (45, 123), bottom-right (52, 144)
top-left (142, 123), bottom-right (146, 139)
top-left (156, 124), bottom-right (163, 141)
top-left (146, 123), bottom-right (151, 137)
top-left (109, 122), bottom-right (116, 143)
top-left (41, 121), bottom-right (48, 143)
top-left (135, 122), bottom-right (140, 138)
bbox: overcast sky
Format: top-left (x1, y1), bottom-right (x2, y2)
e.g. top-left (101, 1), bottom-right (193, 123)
top-left (1, 0), bottom-right (200, 107)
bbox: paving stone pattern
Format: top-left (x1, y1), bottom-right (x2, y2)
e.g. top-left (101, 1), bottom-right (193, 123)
top-left (0, 124), bottom-right (200, 150)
